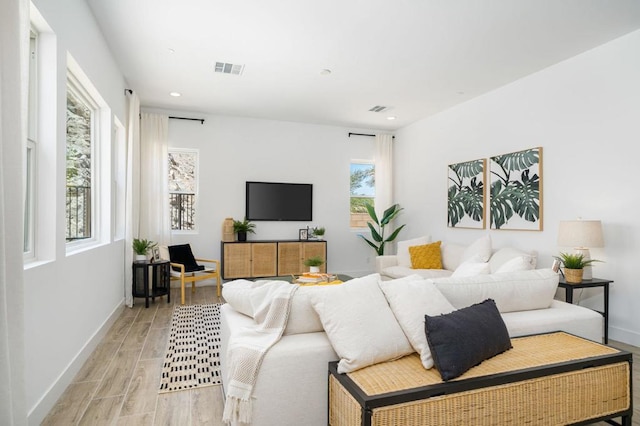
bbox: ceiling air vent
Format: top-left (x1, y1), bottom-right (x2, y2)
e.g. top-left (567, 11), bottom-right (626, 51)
top-left (368, 105), bottom-right (388, 113)
top-left (214, 62), bottom-right (244, 75)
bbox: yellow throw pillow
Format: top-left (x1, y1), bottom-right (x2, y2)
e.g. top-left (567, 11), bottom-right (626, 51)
top-left (409, 241), bottom-right (443, 269)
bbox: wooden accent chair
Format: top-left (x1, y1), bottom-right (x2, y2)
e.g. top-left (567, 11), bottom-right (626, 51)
top-left (162, 244), bottom-right (221, 304)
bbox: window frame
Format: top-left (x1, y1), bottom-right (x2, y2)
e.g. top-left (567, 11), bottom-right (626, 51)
top-left (23, 28), bottom-right (38, 261)
top-left (168, 148), bottom-right (199, 233)
top-left (349, 159), bottom-right (376, 230)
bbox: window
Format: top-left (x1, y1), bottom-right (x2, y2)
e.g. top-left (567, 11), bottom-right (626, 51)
top-left (169, 149), bottom-right (198, 231)
top-left (24, 29), bottom-right (38, 258)
top-left (66, 72), bottom-right (97, 242)
top-left (350, 161), bottom-right (375, 228)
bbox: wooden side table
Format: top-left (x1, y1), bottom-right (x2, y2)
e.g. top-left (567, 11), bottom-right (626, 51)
top-left (132, 260), bottom-right (171, 308)
top-left (558, 277), bottom-right (613, 343)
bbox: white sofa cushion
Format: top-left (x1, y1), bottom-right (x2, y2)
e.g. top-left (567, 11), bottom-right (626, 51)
top-left (221, 279), bottom-right (259, 318)
top-left (432, 269), bottom-right (559, 313)
top-left (308, 273), bottom-right (413, 373)
top-left (382, 265), bottom-right (452, 280)
top-left (396, 235), bottom-right (431, 267)
top-left (451, 256), bottom-right (491, 278)
top-left (440, 242), bottom-right (467, 271)
top-left (379, 275), bottom-right (456, 369)
top-left (460, 234), bottom-right (492, 263)
top-left (489, 247), bottom-right (537, 273)
top-left (285, 286), bottom-right (325, 335)
top-left (494, 256), bottom-right (534, 273)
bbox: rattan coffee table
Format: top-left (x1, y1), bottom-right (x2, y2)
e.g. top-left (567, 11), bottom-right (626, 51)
top-left (329, 332), bottom-right (632, 426)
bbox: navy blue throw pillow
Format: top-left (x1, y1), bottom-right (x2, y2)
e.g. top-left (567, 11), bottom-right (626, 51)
top-left (168, 244), bottom-right (205, 273)
top-left (425, 298), bottom-right (512, 381)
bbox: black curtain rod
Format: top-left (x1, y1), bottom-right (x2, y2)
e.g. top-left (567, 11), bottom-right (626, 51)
top-left (348, 132), bottom-right (394, 139)
top-left (169, 116), bottom-right (205, 125)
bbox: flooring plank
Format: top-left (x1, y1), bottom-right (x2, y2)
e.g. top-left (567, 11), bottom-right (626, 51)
top-left (140, 326), bottom-right (169, 360)
top-left (191, 385), bottom-right (225, 425)
top-left (74, 341), bottom-right (121, 383)
top-left (41, 381), bottom-right (99, 426)
top-left (154, 390), bottom-right (191, 425)
top-left (94, 349), bottom-right (140, 399)
top-left (119, 321), bottom-right (151, 352)
top-left (78, 395), bottom-right (124, 426)
top-left (120, 358), bottom-right (163, 417)
top-left (115, 412), bottom-right (154, 426)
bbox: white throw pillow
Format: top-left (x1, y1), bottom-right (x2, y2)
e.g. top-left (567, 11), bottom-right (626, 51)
top-left (308, 273), bottom-right (413, 373)
top-left (440, 242), bottom-right (467, 271)
top-left (221, 279), bottom-right (260, 317)
top-left (382, 265), bottom-right (453, 280)
top-left (460, 235), bottom-right (492, 263)
top-left (433, 269), bottom-right (559, 313)
top-left (489, 247), bottom-right (537, 273)
top-left (396, 236), bottom-right (431, 268)
top-left (494, 256), bottom-right (534, 274)
top-left (451, 257), bottom-right (491, 278)
top-left (379, 275), bottom-right (455, 369)
top-left (284, 286), bottom-right (325, 335)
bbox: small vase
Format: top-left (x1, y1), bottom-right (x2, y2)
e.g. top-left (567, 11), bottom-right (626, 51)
top-left (135, 254), bottom-right (147, 262)
top-left (309, 266), bottom-right (320, 273)
top-left (564, 268), bottom-right (583, 284)
top-left (237, 231), bottom-right (247, 242)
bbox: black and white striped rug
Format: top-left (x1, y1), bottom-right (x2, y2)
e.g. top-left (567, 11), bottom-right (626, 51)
top-left (159, 303), bottom-right (222, 393)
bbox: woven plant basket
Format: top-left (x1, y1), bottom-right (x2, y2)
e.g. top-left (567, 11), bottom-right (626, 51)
top-left (564, 268), bottom-right (583, 284)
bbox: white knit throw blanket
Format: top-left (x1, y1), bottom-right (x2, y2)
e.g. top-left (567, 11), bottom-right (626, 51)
top-left (222, 280), bottom-right (299, 424)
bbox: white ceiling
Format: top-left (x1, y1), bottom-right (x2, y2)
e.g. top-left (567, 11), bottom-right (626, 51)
top-left (86, 0), bottom-right (640, 131)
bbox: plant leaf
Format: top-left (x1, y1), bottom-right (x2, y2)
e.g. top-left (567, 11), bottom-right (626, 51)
top-left (366, 222), bottom-right (383, 242)
top-left (365, 203), bottom-right (379, 226)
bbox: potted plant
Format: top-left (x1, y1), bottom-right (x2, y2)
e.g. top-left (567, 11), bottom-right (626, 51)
top-left (311, 226), bottom-right (325, 240)
top-left (359, 203), bottom-right (406, 255)
top-left (303, 256), bottom-right (325, 273)
top-left (132, 238), bottom-right (156, 261)
top-left (555, 252), bottom-right (601, 284)
top-left (233, 218), bottom-right (256, 242)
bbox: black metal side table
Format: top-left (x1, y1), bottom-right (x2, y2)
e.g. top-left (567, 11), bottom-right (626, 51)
top-left (132, 260), bottom-right (170, 308)
top-left (558, 277), bottom-right (613, 344)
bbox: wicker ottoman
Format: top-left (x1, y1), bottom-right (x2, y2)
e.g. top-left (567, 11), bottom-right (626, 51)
top-left (329, 332), bottom-right (632, 426)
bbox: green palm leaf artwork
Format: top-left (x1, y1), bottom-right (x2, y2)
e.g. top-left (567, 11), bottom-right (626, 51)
top-left (489, 147), bottom-right (542, 230)
top-left (447, 159), bottom-right (486, 228)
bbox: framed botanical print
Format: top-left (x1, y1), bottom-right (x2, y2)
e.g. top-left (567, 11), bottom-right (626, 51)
top-left (447, 158), bottom-right (486, 229)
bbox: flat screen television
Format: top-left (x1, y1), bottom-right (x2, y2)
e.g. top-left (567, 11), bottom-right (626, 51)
top-left (246, 181), bottom-right (313, 221)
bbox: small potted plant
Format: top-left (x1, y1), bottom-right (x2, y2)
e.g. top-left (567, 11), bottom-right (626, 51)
top-left (233, 218), bottom-right (256, 242)
top-left (303, 256), bottom-right (325, 273)
top-left (555, 252), bottom-right (601, 284)
top-left (132, 238), bottom-right (156, 262)
top-left (311, 226), bottom-right (325, 240)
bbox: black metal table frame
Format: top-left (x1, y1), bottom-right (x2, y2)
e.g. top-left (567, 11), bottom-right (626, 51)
top-left (558, 277), bottom-right (612, 344)
top-left (132, 260), bottom-right (171, 308)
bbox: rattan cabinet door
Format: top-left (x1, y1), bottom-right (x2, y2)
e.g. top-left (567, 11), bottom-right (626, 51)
top-left (302, 241), bottom-right (327, 273)
top-left (223, 243), bottom-right (251, 279)
top-left (251, 243), bottom-right (277, 277)
top-left (278, 242), bottom-right (302, 275)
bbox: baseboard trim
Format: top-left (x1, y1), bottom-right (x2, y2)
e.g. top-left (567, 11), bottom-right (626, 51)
top-left (27, 299), bottom-right (125, 425)
top-left (609, 325), bottom-right (640, 348)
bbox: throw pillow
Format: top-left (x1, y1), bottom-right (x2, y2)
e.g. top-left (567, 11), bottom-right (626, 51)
top-left (168, 244), bottom-right (204, 272)
top-left (409, 241), bottom-right (442, 269)
top-left (221, 279), bottom-right (258, 317)
top-left (379, 275), bottom-right (456, 369)
top-left (425, 299), bottom-right (512, 381)
top-left (494, 256), bottom-right (534, 274)
top-left (396, 235), bottom-right (431, 267)
top-left (450, 256), bottom-right (491, 278)
top-left (432, 269), bottom-right (559, 313)
top-left (308, 273), bottom-right (413, 373)
top-left (460, 235), bottom-right (492, 264)
top-left (489, 247), bottom-right (537, 273)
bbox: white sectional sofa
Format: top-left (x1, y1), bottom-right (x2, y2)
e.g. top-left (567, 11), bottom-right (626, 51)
top-left (219, 268), bottom-right (603, 426)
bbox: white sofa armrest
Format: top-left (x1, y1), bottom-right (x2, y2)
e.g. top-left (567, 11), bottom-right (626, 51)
top-left (376, 255), bottom-right (398, 274)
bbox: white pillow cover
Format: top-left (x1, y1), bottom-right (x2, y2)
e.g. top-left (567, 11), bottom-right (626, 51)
top-left (489, 247), bottom-right (537, 273)
top-left (308, 273), bottom-right (413, 373)
top-left (396, 236), bottom-right (431, 267)
top-left (379, 275), bottom-right (456, 369)
top-left (432, 269), bottom-right (559, 313)
top-left (440, 242), bottom-right (467, 271)
top-left (450, 259), bottom-right (491, 278)
top-left (460, 234), bottom-right (492, 263)
top-left (221, 279), bottom-right (260, 318)
top-left (382, 265), bottom-right (453, 280)
top-left (494, 256), bottom-right (534, 274)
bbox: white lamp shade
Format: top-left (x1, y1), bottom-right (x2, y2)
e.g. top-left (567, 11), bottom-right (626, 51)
top-left (557, 220), bottom-right (604, 248)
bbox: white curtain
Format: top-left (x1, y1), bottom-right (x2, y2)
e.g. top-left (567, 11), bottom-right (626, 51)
top-left (374, 133), bottom-right (394, 217)
top-left (124, 92), bottom-right (141, 307)
top-left (140, 113), bottom-right (170, 245)
top-left (0, 0), bottom-right (28, 423)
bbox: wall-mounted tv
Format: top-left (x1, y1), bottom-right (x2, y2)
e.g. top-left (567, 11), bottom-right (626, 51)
top-left (246, 181), bottom-right (313, 221)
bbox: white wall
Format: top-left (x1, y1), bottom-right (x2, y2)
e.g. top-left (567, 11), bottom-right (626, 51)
top-left (24, 0), bottom-right (127, 423)
top-left (395, 30), bottom-right (640, 346)
top-left (158, 113), bottom-right (380, 277)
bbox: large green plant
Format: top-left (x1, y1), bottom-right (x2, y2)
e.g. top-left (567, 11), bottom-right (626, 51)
top-left (490, 149), bottom-right (540, 229)
top-left (359, 204), bottom-right (405, 255)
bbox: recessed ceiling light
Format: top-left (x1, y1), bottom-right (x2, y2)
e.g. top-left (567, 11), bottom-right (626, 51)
top-left (386, 116), bottom-right (397, 120)
top-left (169, 92), bottom-right (181, 97)
top-left (320, 69), bottom-right (332, 75)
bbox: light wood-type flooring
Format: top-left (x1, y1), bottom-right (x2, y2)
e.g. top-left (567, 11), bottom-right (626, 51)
top-left (43, 285), bottom-right (640, 425)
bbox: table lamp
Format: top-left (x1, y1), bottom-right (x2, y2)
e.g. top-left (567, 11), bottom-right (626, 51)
top-left (557, 220), bottom-right (604, 280)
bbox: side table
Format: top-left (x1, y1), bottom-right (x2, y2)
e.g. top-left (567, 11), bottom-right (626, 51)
top-left (132, 260), bottom-right (171, 308)
top-left (558, 277), bottom-right (612, 344)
